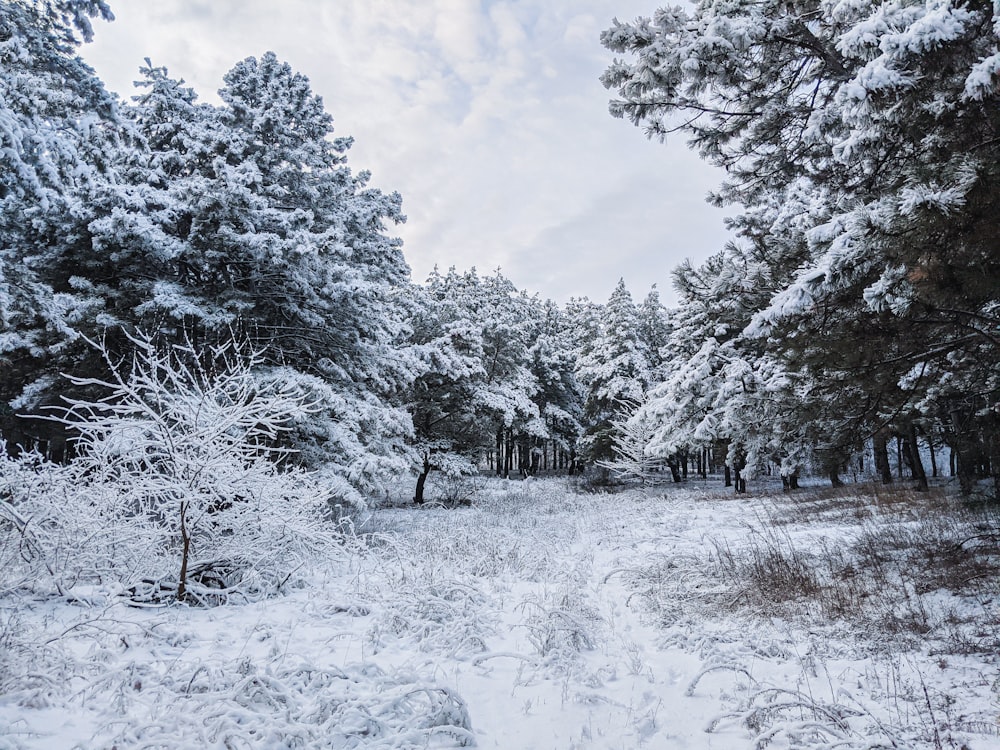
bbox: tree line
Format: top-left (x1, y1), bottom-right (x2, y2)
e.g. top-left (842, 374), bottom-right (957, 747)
top-left (601, 0), bottom-right (1000, 498)
top-left (1, 0), bottom-right (675, 503)
top-left (6, 0), bottom-right (998, 504)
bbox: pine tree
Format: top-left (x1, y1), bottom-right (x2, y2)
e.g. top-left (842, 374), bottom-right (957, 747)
top-left (638, 286), bottom-right (671, 382)
top-left (603, 0), bottom-right (1000, 494)
top-left (0, 0), bottom-right (119, 451)
top-left (576, 279), bottom-right (651, 467)
top-left (404, 267), bottom-right (547, 498)
top-left (528, 300), bottom-right (584, 471)
top-left (471, 270), bottom-right (543, 478)
top-left (190, 52), bottom-right (417, 484)
top-left (406, 268), bottom-right (493, 502)
top-left (4, 45), bottom-right (420, 491)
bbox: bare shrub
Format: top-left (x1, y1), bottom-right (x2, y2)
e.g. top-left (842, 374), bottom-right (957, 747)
top-left (518, 592), bottom-right (601, 662)
top-left (710, 525), bottom-right (821, 612)
top-left (420, 472), bottom-right (486, 508)
top-left (1, 332), bottom-right (341, 604)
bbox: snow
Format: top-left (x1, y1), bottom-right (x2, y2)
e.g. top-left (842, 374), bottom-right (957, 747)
top-left (3, 477), bottom-right (998, 748)
top-left (965, 52), bottom-right (1000, 100)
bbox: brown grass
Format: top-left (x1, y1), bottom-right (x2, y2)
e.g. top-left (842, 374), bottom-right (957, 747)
top-left (665, 484), bottom-right (1000, 652)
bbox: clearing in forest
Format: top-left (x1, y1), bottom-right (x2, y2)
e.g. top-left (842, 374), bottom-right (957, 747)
top-left (2, 478), bottom-right (998, 748)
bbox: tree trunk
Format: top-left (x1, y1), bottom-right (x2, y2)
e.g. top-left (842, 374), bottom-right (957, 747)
top-left (177, 499), bottom-right (191, 602)
top-left (724, 464), bottom-right (732, 487)
top-left (414, 455), bottom-right (431, 504)
top-left (928, 436), bottom-right (937, 478)
top-left (896, 435), bottom-right (904, 479)
top-left (905, 423), bottom-right (929, 492)
top-left (988, 422), bottom-right (1000, 503)
top-left (731, 447), bottom-right (748, 492)
top-left (519, 436), bottom-right (531, 477)
top-left (734, 467), bottom-right (747, 493)
top-left (495, 430), bottom-right (504, 477)
top-left (955, 445), bottom-right (976, 495)
top-left (667, 457), bottom-right (681, 483)
top-left (949, 408), bottom-right (982, 495)
top-left (504, 429), bottom-right (513, 478)
top-left (873, 430), bottom-right (893, 484)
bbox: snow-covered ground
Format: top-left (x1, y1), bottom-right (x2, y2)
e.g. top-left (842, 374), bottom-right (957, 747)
top-left (2, 477), bottom-right (998, 748)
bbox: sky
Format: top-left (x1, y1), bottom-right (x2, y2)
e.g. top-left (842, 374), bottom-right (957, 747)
top-left (81, 0), bottom-right (732, 306)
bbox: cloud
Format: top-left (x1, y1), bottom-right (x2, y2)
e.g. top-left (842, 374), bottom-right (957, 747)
top-left (82, 0), bottom-right (731, 306)
top-left (524, 168), bottom-right (731, 303)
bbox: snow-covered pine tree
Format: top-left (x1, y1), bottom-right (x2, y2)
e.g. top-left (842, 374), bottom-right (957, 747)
top-left (83, 60), bottom-right (218, 331)
top-left (107, 53), bottom-right (418, 489)
top-left (528, 299), bottom-right (584, 473)
top-left (576, 279), bottom-right (651, 469)
top-left (603, 0), bottom-right (1000, 494)
top-left (406, 268), bottom-right (494, 503)
top-left (5, 43), bottom-right (418, 491)
top-left (404, 267), bottom-right (548, 498)
top-left (0, 0), bottom-right (119, 452)
top-left (638, 286), bottom-right (671, 383)
top-left (463, 269), bottom-right (543, 478)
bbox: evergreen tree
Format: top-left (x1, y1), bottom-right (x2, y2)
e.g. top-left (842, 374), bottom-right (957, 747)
top-left (3, 43), bottom-right (419, 490)
top-left (603, 0), bottom-right (1000, 493)
top-left (406, 268), bottom-right (495, 502)
top-left (0, 0), bottom-right (119, 451)
top-left (638, 285), bottom-right (671, 382)
top-left (576, 279), bottom-right (651, 467)
top-left (474, 270), bottom-right (543, 477)
top-left (527, 299), bottom-right (585, 472)
top-left (159, 52), bottom-right (418, 485)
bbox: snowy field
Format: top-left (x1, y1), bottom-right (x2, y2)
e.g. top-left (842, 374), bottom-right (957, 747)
top-left (2, 477), bottom-right (999, 749)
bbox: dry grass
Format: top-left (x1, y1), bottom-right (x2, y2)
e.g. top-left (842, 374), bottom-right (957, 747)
top-left (645, 484), bottom-right (1000, 653)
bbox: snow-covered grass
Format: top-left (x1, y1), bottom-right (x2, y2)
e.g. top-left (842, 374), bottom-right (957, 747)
top-left (2, 477), bottom-right (999, 748)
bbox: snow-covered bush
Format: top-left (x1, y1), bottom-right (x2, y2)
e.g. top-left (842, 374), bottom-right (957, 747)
top-left (599, 396), bottom-right (668, 484)
top-left (94, 658), bottom-right (474, 749)
top-left (1, 332), bottom-right (341, 603)
top-left (0, 444), bottom-right (111, 597)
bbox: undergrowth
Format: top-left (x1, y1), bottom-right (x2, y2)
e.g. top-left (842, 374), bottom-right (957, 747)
top-left (619, 481), bottom-right (1000, 749)
top-left (698, 486), bottom-right (1000, 653)
top-left (6, 475), bottom-right (998, 749)
top-left (633, 485), bottom-right (997, 658)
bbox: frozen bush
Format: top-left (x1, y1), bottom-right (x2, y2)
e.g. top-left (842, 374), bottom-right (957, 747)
top-left (1, 331), bottom-right (342, 603)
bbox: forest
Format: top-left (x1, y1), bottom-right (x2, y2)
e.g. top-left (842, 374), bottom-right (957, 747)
top-left (2, 0), bottom-right (1000, 748)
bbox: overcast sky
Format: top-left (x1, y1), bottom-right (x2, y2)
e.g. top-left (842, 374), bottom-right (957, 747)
top-left (82, 0), bottom-right (732, 306)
